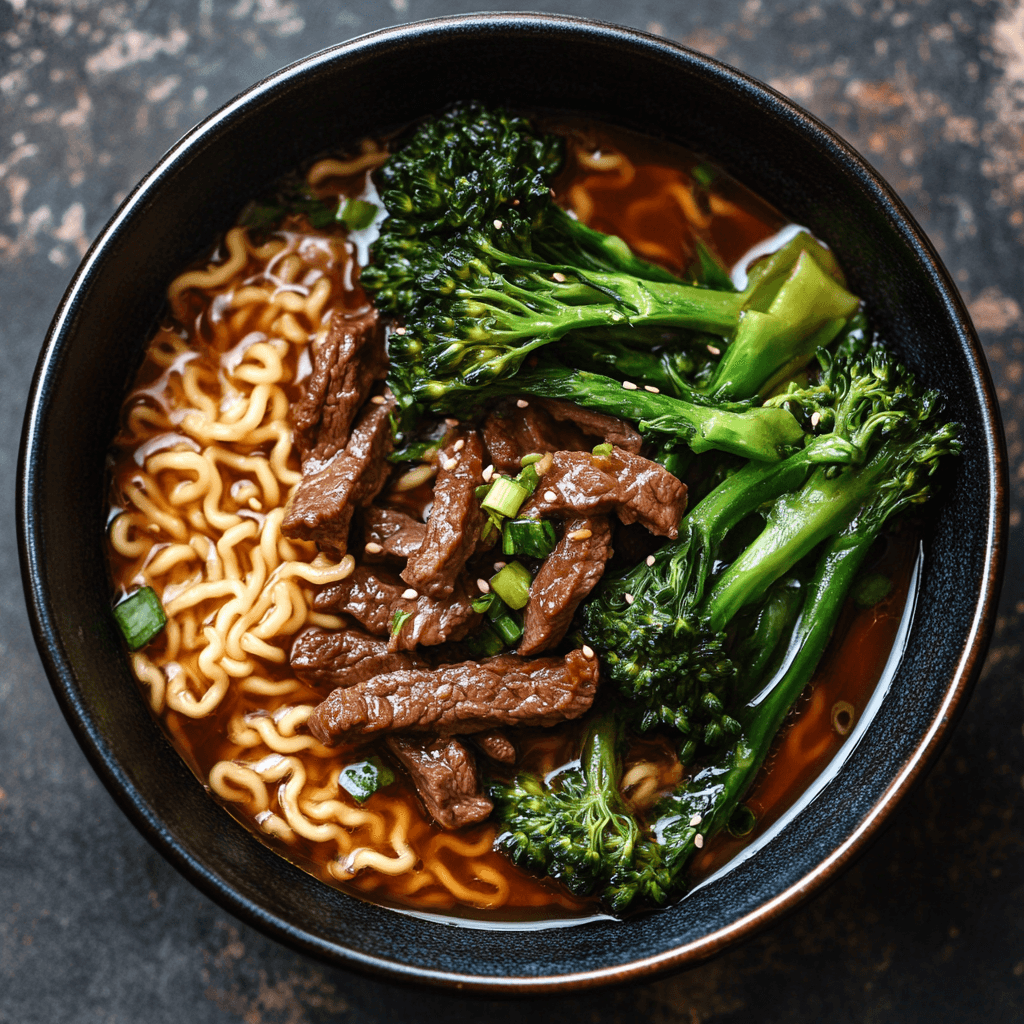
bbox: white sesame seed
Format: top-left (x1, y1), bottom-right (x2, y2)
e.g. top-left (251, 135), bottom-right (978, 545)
top-left (646, 555), bottom-right (656, 566)
top-left (512, 199), bottom-right (520, 206)
top-left (622, 380), bottom-right (638, 390)
top-left (689, 813), bottom-right (702, 826)
top-left (582, 645), bottom-right (595, 659)
top-left (445, 417), bottom-right (459, 427)
top-left (516, 398), bottom-right (530, 408)
top-left (644, 385), bottom-right (660, 393)
top-left (442, 457), bottom-right (457, 471)
top-left (453, 438), bottom-right (465, 452)
top-left (624, 593), bottom-right (634, 605)
top-left (694, 834), bottom-right (704, 849)
top-left (394, 326), bottom-right (406, 335)
top-left (493, 561), bottom-right (507, 571)
top-left (567, 529), bottom-right (593, 541)
top-left (707, 344), bottom-right (721, 356)
top-left (477, 578), bottom-right (490, 594)
top-left (493, 219), bottom-right (503, 229)
top-left (543, 489), bottom-right (558, 502)
top-left (482, 464), bottom-right (494, 482)
top-left (401, 588), bottom-right (418, 600)
top-left (810, 411), bottom-right (821, 428)
top-left (552, 271), bottom-right (567, 282)
top-left (364, 542), bottom-right (383, 554)
top-left (370, 395), bottom-right (387, 405)
top-left (549, 188), bottom-right (556, 198)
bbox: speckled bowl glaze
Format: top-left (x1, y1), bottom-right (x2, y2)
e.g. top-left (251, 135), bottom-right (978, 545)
top-left (18, 13), bottom-right (1007, 991)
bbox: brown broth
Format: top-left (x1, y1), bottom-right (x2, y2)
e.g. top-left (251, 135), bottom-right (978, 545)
top-left (106, 119), bottom-right (914, 924)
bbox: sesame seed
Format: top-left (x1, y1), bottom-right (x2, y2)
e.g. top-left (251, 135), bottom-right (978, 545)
top-left (549, 188), bottom-right (556, 197)
top-left (552, 271), bottom-right (567, 282)
top-left (644, 385), bottom-right (660, 393)
top-left (622, 380), bottom-right (638, 390)
top-left (477, 578), bottom-right (490, 594)
top-left (810, 411), bottom-right (821, 428)
top-left (482, 464), bottom-right (494, 482)
top-left (624, 593), bottom-right (634, 605)
top-left (582, 645), bottom-right (595, 659)
top-left (694, 834), bottom-right (704, 849)
top-left (401, 588), bottom-right (418, 600)
top-left (646, 555), bottom-right (656, 566)
top-left (493, 219), bottom-right (503, 229)
top-left (516, 398), bottom-right (530, 408)
top-left (689, 813), bottom-right (702, 826)
top-left (370, 395), bottom-right (387, 405)
top-left (494, 561), bottom-right (507, 571)
top-left (364, 542), bottom-right (383, 554)
top-left (568, 529), bottom-right (593, 541)
top-left (543, 489), bottom-right (558, 502)
top-left (453, 438), bottom-right (465, 452)
top-left (707, 344), bottom-right (721, 356)
top-left (394, 326), bottom-right (406, 335)
top-left (445, 417), bottom-right (459, 427)
top-left (442, 457), bottom-right (457, 471)
top-left (512, 199), bottom-right (520, 206)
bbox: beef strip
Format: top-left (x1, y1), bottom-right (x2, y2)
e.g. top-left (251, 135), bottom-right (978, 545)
top-left (533, 397), bottom-right (642, 455)
top-left (291, 309), bottom-right (388, 463)
top-left (519, 515), bottom-right (614, 656)
top-left (307, 649), bottom-right (599, 744)
top-left (290, 627), bottom-right (430, 688)
top-left (520, 446), bottom-right (687, 539)
top-left (360, 506), bottom-right (426, 562)
top-left (401, 431), bottom-right (484, 598)
top-left (282, 391), bottom-right (395, 556)
top-left (482, 400), bottom-right (587, 473)
top-left (471, 729), bottom-right (517, 765)
top-left (385, 736), bottom-right (493, 830)
top-left (313, 565), bottom-right (482, 651)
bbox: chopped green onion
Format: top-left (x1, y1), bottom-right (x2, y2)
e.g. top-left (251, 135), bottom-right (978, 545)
top-left (465, 622), bottom-right (505, 658)
top-left (502, 517), bottom-right (558, 559)
top-left (591, 442), bottom-right (614, 459)
top-left (339, 198), bottom-right (378, 230)
top-left (490, 561), bottom-right (533, 610)
top-left (113, 587), bottom-right (166, 650)
top-left (391, 609), bottom-right (413, 636)
top-left (692, 163), bottom-right (716, 189)
top-left (481, 476), bottom-right (530, 518)
top-left (339, 756), bottom-right (395, 803)
top-left (520, 452), bottom-right (545, 467)
top-left (474, 483), bottom-right (492, 501)
top-left (492, 611), bottom-right (524, 645)
top-left (389, 438), bottom-right (441, 464)
top-left (727, 804), bottom-right (757, 837)
top-left (515, 463), bottom-right (540, 495)
top-left (471, 593), bottom-right (496, 615)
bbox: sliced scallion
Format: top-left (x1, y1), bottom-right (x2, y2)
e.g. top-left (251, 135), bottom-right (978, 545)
top-left (492, 611), bottom-right (524, 645)
top-left (502, 517), bottom-right (558, 559)
top-left (339, 198), bottom-right (379, 231)
top-left (520, 452), bottom-right (545, 467)
top-left (391, 609), bottom-right (413, 636)
top-left (113, 587), bottom-right (166, 650)
top-left (591, 442), bottom-right (614, 459)
top-left (490, 561), bottom-right (533, 610)
top-left (515, 463), bottom-right (540, 495)
top-left (481, 476), bottom-right (530, 518)
top-left (465, 622), bottom-right (505, 658)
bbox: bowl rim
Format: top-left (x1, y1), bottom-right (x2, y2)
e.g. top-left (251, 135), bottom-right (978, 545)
top-left (17, 10), bottom-right (1008, 992)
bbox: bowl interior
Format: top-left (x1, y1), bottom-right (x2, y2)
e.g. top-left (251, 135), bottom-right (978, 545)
top-left (18, 14), bottom-right (1005, 990)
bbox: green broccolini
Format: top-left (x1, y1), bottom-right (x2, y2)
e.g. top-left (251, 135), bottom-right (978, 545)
top-left (362, 103), bottom-right (860, 437)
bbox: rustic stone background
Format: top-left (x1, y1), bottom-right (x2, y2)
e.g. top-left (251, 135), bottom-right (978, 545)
top-left (1, 1), bottom-right (1022, 1021)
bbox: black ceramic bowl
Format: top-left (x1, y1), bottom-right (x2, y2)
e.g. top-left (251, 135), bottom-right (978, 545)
top-left (18, 13), bottom-right (1006, 991)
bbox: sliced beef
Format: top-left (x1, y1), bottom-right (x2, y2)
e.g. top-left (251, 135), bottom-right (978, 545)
top-left (291, 309), bottom-right (388, 463)
top-left (290, 627), bottom-right (430, 688)
top-left (533, 397), bottom-right (642, 455)
top-left (386, 736), bottom-right (493, 830)
top-left (282, 391), bottom-right (395, 556)
top-left (482, 400), bottom-right (587, 474)
top-left (401, 431), bottom-right (484, 598)
top-left (307, 649), bottom-right (599, 744)
top-left (361, 506), bottom-right (426, 562)
top-left (519, 515), bottom-right (614, 656)
top-left (471, 729), bottom-right (517, 765)
top-left (313, 565), bottom-right (482, 651)
top-left (520, 446), bottom-right (687, 539)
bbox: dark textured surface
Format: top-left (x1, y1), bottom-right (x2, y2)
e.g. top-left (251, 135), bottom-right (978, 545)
top-left (1, 1), bottom-right (1022, 1021)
